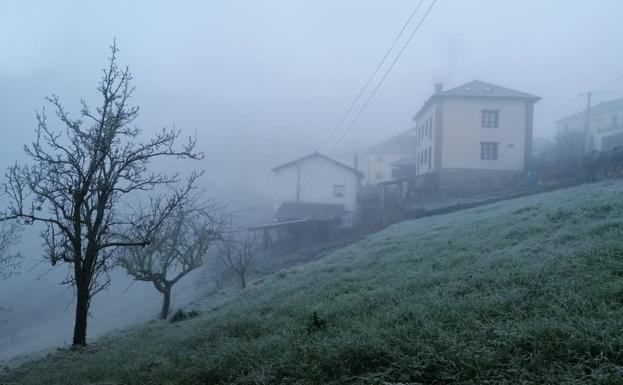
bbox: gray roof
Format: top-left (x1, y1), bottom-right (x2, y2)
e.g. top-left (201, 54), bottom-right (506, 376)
top-left (364, 129), bottom-right (416, 154)
top-left (414, 80), bottom-right (541, 119)
top-left (556, 96), bottom-right (623, 124)
top-left (271, 152), bottom-right (363, 177)
top-left (440, 80), bottom-right (540, 99)
top-left (274, 202), bottom-right (344, 221)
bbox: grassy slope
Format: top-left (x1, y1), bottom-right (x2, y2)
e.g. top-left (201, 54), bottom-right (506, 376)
top-left (4, 181), bottom-right (623, 385)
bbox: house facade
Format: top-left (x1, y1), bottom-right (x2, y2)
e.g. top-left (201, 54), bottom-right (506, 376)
top-left (555, 97), bottom-right (623, 153)
top-left (360, 130), bottom-right (417, 185)
top-left (408, 80), bottom-right (540, 196)
top-left (269, 152), bottom-right (362, 227)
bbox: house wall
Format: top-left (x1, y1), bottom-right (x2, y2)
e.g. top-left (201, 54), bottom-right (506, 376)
top-left (414, 104), bottom-right (436, 176)
top-left (271, 157), bottom-right (360, 225)
top-left (441, 97), bottom-right (528, 171)
top-left (556, 105), bottom-right (623, 152)
top-left (363, 152), bottom-right (410, 185)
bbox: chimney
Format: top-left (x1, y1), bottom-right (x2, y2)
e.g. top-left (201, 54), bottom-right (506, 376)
top-left (435, 83), bottom-right (443, 93)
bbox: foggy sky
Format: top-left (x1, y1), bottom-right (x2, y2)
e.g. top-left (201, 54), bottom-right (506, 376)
top-left (3, 1), bottom-right (623, 172)
top-left (1, 0), bottom-right (622, 358)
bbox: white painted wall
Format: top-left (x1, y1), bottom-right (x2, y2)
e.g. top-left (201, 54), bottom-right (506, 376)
top-left (362, 152), bottom-right (408, 185)
top-left (271, 155), bottom-right (360, 225)
top-left (415, 105), bottom-right (436, 175)
top-left (440, 97), bottom-right (528, 171)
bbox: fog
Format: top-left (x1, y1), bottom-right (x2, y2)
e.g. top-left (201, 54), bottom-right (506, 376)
top-left (1, 0), bottom-right (622, 364)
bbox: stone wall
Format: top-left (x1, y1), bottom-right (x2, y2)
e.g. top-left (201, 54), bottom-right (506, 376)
top-left (436, 168), bottom-right (523, 197)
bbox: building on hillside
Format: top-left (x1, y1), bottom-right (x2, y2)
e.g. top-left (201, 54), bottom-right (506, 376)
top-left (251, 152), bottom-right (363, 250)
top-left (396, 80), bottom-right (541, 197)
top-left (360, 129), bottom-right (417, 185)
top-left (555, 96), bottom-right (623, 153)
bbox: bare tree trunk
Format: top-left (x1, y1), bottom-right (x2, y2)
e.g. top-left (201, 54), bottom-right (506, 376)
top-left (160, 286), bottom-right (171, 320)
top-left (239, 272), bottom-right (246, 290)
top-left (73, 282), bottom-right (90, 346)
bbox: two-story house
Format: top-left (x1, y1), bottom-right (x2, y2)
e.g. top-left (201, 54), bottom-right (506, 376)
top-left (409, 80), bottom-right (541, 196)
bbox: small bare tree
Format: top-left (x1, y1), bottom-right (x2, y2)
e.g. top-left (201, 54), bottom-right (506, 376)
top-left (0, 42), bottom-right (202, 346)
top-left (119, 196), bottom-right (225, 319)
top-left (219, 232), bottom-right (259, 290)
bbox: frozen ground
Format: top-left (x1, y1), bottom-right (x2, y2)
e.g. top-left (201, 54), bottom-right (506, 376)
top-left (4, 180), bottom-right (623, 384)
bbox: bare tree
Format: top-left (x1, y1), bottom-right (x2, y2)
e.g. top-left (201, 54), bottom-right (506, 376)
top-left (119, 196), bottom-right (224, 319)
top-left (219, 232), bottom-right (259, 290)
top-left (0, 42), bottom-right (202, 346)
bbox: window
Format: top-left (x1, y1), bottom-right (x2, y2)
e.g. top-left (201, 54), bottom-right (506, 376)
top-left (333, 184), bottom-right (346, 197)
top-left (376, 155), bottom-right (383, 163)
top-left (481, 142), bottom-right (498, 160)
top-left (481, 110), bottom-right (499, 128)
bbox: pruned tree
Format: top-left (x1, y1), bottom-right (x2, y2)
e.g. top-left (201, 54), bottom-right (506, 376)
top-left (0, 42), bottom-right (202, 346)
top-left (219, 232), bottom-right (259, 290)
top-left (119, 196), bottom-right (225, 319)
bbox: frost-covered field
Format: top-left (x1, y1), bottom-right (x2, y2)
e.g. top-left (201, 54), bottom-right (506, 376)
top-left (4, 180), bottom-right (623, 384)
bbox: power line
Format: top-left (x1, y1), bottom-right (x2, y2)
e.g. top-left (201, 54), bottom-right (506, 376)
top-left (319, 0), bottom-right (426, 153)
top-left (328, 0), bottom-right (438, 156)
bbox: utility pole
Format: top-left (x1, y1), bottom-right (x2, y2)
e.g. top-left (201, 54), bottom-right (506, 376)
top-left (581, 91), bottom-right (593, 154)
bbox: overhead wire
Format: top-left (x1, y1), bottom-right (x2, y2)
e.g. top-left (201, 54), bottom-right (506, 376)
top-left (318, 0), bottom-right (427, 154)
top-left (327, 0), bottom-right (438, 156)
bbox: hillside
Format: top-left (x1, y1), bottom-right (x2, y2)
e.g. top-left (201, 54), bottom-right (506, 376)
top-left (3, 180), bottom-right (623, 384)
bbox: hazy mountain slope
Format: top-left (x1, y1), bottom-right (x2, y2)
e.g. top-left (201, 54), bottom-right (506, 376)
top-left (4, 180), bottom-right (623, 385)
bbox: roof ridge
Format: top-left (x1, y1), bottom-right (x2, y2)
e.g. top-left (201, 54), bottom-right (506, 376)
top-left (271, 152), bottom-right (363, 176)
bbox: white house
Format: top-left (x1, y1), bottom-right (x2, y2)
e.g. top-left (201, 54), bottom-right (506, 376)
top-left (360, 129), bottom-right (417, 185)
top-left (404, 80), bottom-right (541, 196)
top-left (269, 152), bottom-right (362, 227)
top-left (555, 96), bottom-right (623, 153)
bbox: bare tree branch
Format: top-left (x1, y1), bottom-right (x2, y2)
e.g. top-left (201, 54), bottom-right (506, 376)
top-left (0, 41), bottom-right (203, 345)
top-left (118, 193), bottom-right (226, 319)
top-left (218, 230), bottom-right (259, 290)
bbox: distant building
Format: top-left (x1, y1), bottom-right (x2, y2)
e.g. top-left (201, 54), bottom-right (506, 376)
top-left (251, 152), bottom-right (362, 250)
top-left (555, 96), bottom-right (623, 153)
top-left (268, 152), bottom-right (362, 227)
top-left (360, 130), bottom-right (416, 185)
top-left (403, 80), bottom-right (541, 196)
